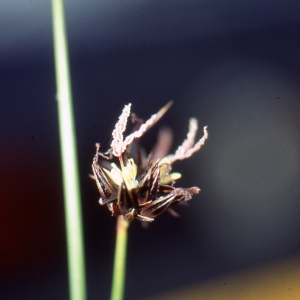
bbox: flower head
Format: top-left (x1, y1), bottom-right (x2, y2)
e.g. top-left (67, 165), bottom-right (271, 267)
top-left (92, 102), bottom-right (208, 222)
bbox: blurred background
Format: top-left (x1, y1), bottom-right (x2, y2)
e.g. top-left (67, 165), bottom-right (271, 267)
top-left (1, 1), bottom-right (300, 299)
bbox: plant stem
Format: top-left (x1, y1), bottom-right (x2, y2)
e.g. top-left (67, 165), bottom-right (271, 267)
top-left (51, 1), bottom-right (87, 300)
top-left (110, 217), bottom-right (129, 300)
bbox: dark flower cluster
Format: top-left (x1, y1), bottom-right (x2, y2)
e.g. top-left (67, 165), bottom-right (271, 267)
top-left (92, 102), bottom-right (208, 222)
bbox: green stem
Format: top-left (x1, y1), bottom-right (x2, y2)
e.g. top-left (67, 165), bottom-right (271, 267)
top-left (110, 217), bottom-right (129, 300)
top-left (51, 1), bottom-right (87, 300)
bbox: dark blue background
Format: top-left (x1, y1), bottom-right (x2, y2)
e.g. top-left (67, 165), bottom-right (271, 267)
top-left (1, 1), bottom-right (300, 299)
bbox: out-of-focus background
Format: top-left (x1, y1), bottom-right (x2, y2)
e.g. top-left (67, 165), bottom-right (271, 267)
top-left (1, 1), bottom-right (300, 299)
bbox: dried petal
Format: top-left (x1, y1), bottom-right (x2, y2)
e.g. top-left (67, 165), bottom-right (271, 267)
top-left (167, 124), bottom-right (208, 164)
top-left (110, 103), bottom-right (132, 157)
top-left (110, 101), bottom-right (173, 157)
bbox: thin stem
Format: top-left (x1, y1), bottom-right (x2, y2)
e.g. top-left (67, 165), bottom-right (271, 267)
top-left (110, 217), bottom-right (129, 300)
top-left (51, 1), bottom-right (87, 300)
